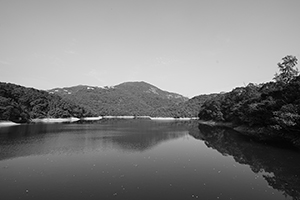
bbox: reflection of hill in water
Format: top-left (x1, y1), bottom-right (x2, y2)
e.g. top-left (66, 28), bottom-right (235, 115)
top-left (0, 120), bottom-right (190, 161)
top-left (189, 124), bottom-right (300, 200)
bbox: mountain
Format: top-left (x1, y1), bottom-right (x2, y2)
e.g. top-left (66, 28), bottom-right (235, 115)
top-left (0, 81), bottom-right (219, 122)
top-left (152, 93), bottom-right (220, 117)
top-left (115, 81), bottom-right (188, 104)
top-left (48, 81), bottom-right (189, 116)
top-left (0, 82), bottom-right (94, 123)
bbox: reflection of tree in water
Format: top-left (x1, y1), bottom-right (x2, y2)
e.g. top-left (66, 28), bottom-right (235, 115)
top-left (75, 119), bottom-right (196, 152)
top-left (76, 119), bottom-right (191, 152)
top-left (189, 124), bottom-right (300, 200)
top-left (0, 120), bottom-right (192, 161)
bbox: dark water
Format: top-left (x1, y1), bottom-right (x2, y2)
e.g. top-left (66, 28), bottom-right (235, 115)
top-left (0, 120), bottom-right (299, 200)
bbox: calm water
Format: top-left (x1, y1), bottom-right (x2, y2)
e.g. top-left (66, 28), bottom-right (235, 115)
top-left (0, 120), bottom-right (299, 200)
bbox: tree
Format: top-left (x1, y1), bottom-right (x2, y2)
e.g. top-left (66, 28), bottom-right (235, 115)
top-left (274, 55), bottom-right (298, 84)
top-left (0, 82), bottom-right (94, 122)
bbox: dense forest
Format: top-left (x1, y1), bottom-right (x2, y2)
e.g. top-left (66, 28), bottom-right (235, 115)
top-left (0, 81), bottom-right (215, 122)
top-left (198, 55), bottom-right (300, 146)
top-left (0, 82), bottom-right (94, 123)
top-left (2, 54), bottom-right (300, 145)
top-left (48, 81), bottom-right (219, 117)
top-left (49, 81), bottom-right (190, 117)
top-left (151, 93), bottom-right (219, 117)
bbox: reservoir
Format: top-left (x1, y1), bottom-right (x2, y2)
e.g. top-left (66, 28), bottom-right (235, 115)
top-left (0, 120), bottom-right (299, 200)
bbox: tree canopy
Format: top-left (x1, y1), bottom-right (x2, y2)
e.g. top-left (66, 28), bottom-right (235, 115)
top-left (198, 55), bottom-right (300, 146)
top-left (0, 82), bottom-right (95, 123)
top-left (274, 55), bottom-right (298, 84)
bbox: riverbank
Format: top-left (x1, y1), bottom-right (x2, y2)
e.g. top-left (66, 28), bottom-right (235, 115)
top-left (31, 117), bottom-right (80, 123)
top-left (30, 116), bottom-right (199, 123)
top-left (0, 121), bottom-right (19, 127)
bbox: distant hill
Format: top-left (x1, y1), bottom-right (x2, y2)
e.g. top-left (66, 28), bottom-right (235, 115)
top-left (152, 93), bottom-right (220, 117)
top-left (0, 82), bottom-right (94, 123)
top-left (0, 81), bottom-right (219, 122)
top-left (48, 81), bottom-right (189, 116)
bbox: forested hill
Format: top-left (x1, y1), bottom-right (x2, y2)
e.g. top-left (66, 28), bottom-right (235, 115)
top-left (198, 55), bottom-right (300, 146)
top-left (0, 82), bottom-right (94, 123)
top-left (151, 93), bottom-right (219, 117)
top-left (0, 81), bottom-right (216, 122)
top-left (48, 81), bottom-right (191, 116)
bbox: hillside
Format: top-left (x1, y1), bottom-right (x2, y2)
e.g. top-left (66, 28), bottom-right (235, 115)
top-left (0, 82), bottom-right (94, 123)
top-left (0, 81), bottom-right (220, 122)
top-left (152, 93), bottom-right (219, 117)
top-left (48, 81), bottom-right (189, 117)
top-left (198, 56), bottom-right (300, 147)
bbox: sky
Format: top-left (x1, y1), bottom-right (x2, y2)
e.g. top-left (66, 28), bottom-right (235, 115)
top-left (1, 0), bottom-right (300, 98)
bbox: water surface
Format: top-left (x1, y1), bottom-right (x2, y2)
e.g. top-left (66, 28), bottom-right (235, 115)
top-left (0, 120), bottom-right (299, 200)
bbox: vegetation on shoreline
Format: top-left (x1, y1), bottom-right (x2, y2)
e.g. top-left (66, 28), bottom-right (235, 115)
top-left (2, 54), bottom-right (300, 150)
top-left (0, 82), bottom-right (95, 123)
top-left (198, 55), bottom-right (300, 146)
top-left (47, 81), bottom-right (218, 117)
top-left (0, 81), bottom-right (216, 123)
top-left (48, 81), bottom-right (189, 117)
top-left (151, 93), bottom-right (219, 117)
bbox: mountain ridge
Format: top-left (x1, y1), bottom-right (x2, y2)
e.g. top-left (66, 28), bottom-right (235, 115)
top-left (0, 81), bottom-right (218, 122)
top-left (49, 81), bottom-right (188, 100)
top-left (48, 81), bottom-right (189, 116)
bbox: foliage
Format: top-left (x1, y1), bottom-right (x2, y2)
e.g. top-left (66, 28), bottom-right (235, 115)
top-left (1, 81), bottom-right (210, 121)
top-left (152, 94), bottom-right (219, 117)
top-left (274, 55), bottom-right (298, 84)
top-left (0, 82), bottom-right (94, 123)
top-left (49, 81), bottom-right (198, 117)
top-left (198, 56), bottom-right (300, 145)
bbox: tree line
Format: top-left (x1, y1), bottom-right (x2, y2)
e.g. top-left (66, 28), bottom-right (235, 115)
top-left (0, 82), bottom-right (95, 123)
top-left (198, 55), bottom-right (300, 146)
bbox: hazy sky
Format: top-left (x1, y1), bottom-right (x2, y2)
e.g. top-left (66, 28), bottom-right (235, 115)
top-left (1, 0), bottom-right (300, 97)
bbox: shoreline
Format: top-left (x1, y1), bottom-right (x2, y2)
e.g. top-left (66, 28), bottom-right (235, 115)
top-left (28, 116), bottom-right (200, 124)
top-left (0, 121), bottom-right (20, 127)
top-left (2, 116), bottom-right (200, 126)
top-left (31, 117), bottom-right (80, 123)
